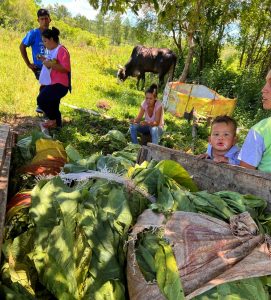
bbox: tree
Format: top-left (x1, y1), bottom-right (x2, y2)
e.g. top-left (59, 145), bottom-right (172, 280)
top-left (74, 15), bottom-right (93, 32)
top-left (95, 12), bottom-right (107, 37)
top-left (51, 4), bottom-right (72, 20)
top-left (237, 0), bottom-right (271, 74)
top-left (122, 17), bottom-right (130, 42)
top-left (87, 0), bottom-right (238, 81)
top-left (0, 0), bottom-right (37, 30)
top-left (109, 12), bottom-right (122, 45)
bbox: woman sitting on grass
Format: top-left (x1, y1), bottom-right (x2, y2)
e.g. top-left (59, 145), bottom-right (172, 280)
top-left (37, 27), bottom-right (71, 129)
top-left (130, 83), bottom-right (164, 144)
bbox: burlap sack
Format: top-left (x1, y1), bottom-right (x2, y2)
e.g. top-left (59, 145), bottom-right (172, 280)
top-left (127, 209), bottom-right (271, 299)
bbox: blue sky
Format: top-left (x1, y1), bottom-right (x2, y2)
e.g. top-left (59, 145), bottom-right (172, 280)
top-left (41, 0), bottom-right (99, 20)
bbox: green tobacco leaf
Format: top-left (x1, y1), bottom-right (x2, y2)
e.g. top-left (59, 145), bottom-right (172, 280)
top-left (17, 131), bottom-right (51, 161)
top-left (89, 280), bottom-right (125, 300)
top-left (96, 156), bottom-right (133, 174)
top-left (29, 177), bottom-right (91, 299)
top-left (155, 160), bottom-right (198, 192)
top-left (191, 191), bottom-right (234, 220)
top-left (131, 167), bottom-right (162, 196)
top-left (194, 277), bottom-right (269, 300)
top-left (155, 240), bottom-right (185, 300)
top-left (65, 144), bottom-right (82, 162)
top-left (63, 163), bottom-right (88, 173)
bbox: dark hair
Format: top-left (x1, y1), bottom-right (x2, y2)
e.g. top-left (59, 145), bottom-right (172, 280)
top-left (145, 83), bottom-right (158, 97)
top-left (42, 27), bottom-right (60, 43)
top-left (37, 8), bottom-right (50, 17)
top-left (211, 115), bottom-right (237, 133)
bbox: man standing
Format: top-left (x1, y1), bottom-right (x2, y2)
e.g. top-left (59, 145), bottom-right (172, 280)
top-left (19, 8), bottom-right (51, 113)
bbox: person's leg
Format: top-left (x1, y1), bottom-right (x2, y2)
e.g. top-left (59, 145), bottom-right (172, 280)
top-left (53, 84), bottom-right (68, 127)
top-left (130, 123), bottom-right (140, 144)
top-left (36, 85), bottom-right (46, 114)
top-left (130, 124), bottom-right (150, 144)
top-left (150, 126), bottom-right (163, 144)
top-left (37, 86), bottom-right (54, 120)
top-left (37, 84), bottom-right (68, 127)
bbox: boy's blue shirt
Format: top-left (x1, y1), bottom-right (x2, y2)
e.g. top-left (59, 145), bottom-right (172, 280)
top-left (22, 28), bottom-right (45, 68)
top-left (207, 144), bottom-right (240, 165)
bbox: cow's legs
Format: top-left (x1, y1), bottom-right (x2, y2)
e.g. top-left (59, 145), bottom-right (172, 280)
top-left (141, 73), bottom-right (146, 90)
top-left (136, 73), bottom-right (146, 90)
top-left (158, 74), bottom-right (165, 90)
top-left (136, 76), bottom-right (140, 90)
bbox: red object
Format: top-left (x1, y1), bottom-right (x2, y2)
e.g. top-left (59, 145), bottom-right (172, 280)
top-left (6, 192), bottom-right (31, 212)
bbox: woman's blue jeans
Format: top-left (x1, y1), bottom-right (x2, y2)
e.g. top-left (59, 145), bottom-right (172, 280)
top-left (130, 124), bottom-right (163, 144)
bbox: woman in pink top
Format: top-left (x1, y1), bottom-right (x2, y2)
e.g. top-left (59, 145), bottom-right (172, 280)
top-left (130, 83), bottom-right (164, 144)
top-left (37, 27), bottom-right (71, 129)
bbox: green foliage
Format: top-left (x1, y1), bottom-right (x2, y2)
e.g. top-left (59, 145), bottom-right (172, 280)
top-left (0, 0), bottom-right (37, 31)
top-left (199, 61), bottom-right (238, 98)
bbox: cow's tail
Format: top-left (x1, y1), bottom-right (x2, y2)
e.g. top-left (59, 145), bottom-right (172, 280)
top-left (169, 55), bottom-right (177, 82)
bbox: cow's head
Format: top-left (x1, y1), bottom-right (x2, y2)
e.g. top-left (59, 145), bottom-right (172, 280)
top-left (117, 65), bottom-right (126, 82)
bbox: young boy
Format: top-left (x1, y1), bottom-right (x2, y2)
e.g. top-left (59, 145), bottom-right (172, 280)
top-left (19, 8), bottom-right (51, 113)
top-left (20, 9), bottom-right (51, 80)
top-left (198, 115), bottom-right (240, 165)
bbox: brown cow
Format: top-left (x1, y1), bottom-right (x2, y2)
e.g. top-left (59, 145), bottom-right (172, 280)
top-left (117, 45), bottom-right (177, 90)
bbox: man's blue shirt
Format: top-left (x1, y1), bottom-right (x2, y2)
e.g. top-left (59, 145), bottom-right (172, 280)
top-left (207, 144), bottom-right (240, 165)
top-left (22, 28), bottom-right (45, 68)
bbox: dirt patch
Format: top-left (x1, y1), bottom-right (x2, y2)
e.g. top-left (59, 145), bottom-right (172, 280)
top-left (0, 114), bottom-right (42, 136)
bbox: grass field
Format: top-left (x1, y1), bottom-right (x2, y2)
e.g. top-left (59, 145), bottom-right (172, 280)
top-left (0, 28), bottom-right (211, 156)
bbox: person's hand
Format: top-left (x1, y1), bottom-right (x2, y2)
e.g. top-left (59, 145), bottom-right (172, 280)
top-left (130, 118), bottom-right (137, 124)
top-left (43, 60), bottom-right (53, 68)
top-left (36, 54), bottom-right (46, 61)
top-left (43, 59), bottom-right (57, 68)
top-left (28, 63), bottom-right (38, 72)
top-left (213, 156), bottom-right (229, 163)
top-left (140, 121), bottom-right (148, 126)
top-left (197, 153), bottom-right (209, 159)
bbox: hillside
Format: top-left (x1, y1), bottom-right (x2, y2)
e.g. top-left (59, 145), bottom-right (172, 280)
top-left (1, 28), bottom-right (205, 155)
top-left (0, 28), bottom-right (143, 119)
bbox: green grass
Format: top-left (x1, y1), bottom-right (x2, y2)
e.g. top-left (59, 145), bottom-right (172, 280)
top-left (0, 27), bottom-right (210, 155)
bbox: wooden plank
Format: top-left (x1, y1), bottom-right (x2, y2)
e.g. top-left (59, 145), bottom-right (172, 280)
top-left (138, 143), bottom-right (271, 209)
top-left (0, 125), bottom-right (12, 261)
top-left (0, 125), bottom-right (10, 170)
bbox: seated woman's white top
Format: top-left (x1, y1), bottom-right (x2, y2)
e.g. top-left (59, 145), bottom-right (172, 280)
top-left (141, 100), bottom-right (164, 127)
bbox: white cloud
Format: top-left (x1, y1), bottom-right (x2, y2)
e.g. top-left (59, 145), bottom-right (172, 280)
top-left (42, 0), bottom-right (99, 20)
top-left (65, 0), bottom-right (99, 20)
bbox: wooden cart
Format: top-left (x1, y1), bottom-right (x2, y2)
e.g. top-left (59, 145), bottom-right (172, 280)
top-left (137, 143), bottom-right (271, 210)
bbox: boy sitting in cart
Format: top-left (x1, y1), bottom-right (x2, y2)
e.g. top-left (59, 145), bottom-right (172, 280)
top-left (198, 115), bottom-right (240, 165)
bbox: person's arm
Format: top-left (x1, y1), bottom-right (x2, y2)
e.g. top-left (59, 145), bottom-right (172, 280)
top-left (131, 107), bottom-right (144, 123)
top-left (151, 106), bottom-right (162, 126)
top-left (197, 153), bottom-right (209, 159)
top-left (19, 42), bottom-right (36, 72)
top-left (43, 59), bottom-right (69, 73)
top-left (239, 161), bottom-right (256, 169)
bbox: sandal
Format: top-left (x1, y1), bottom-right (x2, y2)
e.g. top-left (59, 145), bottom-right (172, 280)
top-left (41, 119), bottom-right (57, 129)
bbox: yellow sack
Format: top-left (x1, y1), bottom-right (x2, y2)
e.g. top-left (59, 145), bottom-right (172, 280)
top-left (31, 139), bottom-right (67, 164)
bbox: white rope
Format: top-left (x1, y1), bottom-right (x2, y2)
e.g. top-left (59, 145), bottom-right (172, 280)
top-left (59, 170), bottom-right (156, 203)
